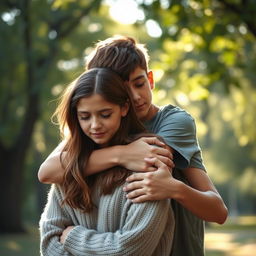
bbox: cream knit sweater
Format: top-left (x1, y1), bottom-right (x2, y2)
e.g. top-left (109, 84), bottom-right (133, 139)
top-left (40, 182), bottom-right (174, 256)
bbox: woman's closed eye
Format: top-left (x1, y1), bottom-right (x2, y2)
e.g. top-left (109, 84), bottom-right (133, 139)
top-left (80, 115), bottom-right (90, 120)
top-left (101, 113), bottom-right (112, 119)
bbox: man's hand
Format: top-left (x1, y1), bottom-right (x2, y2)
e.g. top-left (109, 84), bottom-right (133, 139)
top-left (123, 157), bottom-right (179, 203)
top-left (121, 137), bottom-right (174, 172)
top-left (60, 226), bottom-right (74, 244)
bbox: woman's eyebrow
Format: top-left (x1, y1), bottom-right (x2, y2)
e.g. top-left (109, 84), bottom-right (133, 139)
top-left (77, 108), bottom-right (112, 114)
top-left (99, 108), bottom-right (113, 113)
top-left (77, 110), bottom-right (88, 114)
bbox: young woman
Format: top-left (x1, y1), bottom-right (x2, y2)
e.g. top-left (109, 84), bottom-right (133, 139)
top-left (39, 68), bottom-right (175, 256)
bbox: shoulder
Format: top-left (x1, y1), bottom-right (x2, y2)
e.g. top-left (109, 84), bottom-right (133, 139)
top-left (160, 105), bottom-right (196, 132)
top-left (46, 184), bottom-right (66, 204)
top-left (161, 105), bottom-right (194, 120)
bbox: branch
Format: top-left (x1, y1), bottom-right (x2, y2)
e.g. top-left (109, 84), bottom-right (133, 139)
top-left (1, 0), bottom-right (19, 9)
top-left (51, 0), bottom-right (102, 40)
top-left (220, 0), bottom-right (241, 14)
top-left (220, 0), bottom-right (256, 37)
top-left (35, 0), bottom-right (103, 77)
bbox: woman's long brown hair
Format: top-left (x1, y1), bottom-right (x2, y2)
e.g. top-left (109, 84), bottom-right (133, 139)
top-left (54, 68), bottom-right (147, 212)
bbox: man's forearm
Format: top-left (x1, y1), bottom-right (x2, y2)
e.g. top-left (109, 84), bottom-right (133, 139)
top-left (38, 136), bottom-right (171, 184)
top-left (85, 146), bottom-right (122, 175)
top-left (172, 181), bottom-right (228, 224)
top-left (38, 152), bottom-right (65, 184)
top-left (38, 141), bottom-right (66, 183)
top-left (38, 145), bottom-right (123, 184)
top-left (124, 166), bottom-right (228, 224)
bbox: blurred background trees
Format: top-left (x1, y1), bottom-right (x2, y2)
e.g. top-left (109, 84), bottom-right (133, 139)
top-left (0, 0), bottom-right (255, 233)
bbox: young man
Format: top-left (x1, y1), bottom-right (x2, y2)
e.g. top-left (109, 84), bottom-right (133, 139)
top-left (38, 35), bottom-right (228, 256)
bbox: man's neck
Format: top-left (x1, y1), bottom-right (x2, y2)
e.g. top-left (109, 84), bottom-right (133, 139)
top-left (142, 104), bottom-right (159, 122)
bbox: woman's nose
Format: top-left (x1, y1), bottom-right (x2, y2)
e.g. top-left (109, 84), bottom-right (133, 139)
top-left (91, 117), bottom-right (101, 129)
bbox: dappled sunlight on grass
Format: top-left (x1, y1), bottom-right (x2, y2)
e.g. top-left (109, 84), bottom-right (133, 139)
top-left (235, 215), bottom-right (256, 226)
top-left (205, 215), bottom-right (256, 256)
top-left (0, 227), bottom-right (39, 256)
top-left (205, 232), bottom-right (236, 252)
top-left (232, 243), bottom-right (256, 256)
top-left (5, 240), bottom-right (22, 251)
top-left (205, 232), bottom-right (256, 256)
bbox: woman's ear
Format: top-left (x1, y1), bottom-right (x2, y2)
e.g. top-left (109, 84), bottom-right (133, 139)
top-left (121, 101), bottom-right (130, 117)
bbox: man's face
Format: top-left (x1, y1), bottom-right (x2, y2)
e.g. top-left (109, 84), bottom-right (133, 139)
top-left (127, 67), bottom-right (155, 121)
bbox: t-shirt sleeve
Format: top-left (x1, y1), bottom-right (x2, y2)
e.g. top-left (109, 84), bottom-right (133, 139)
top-left (63, 197), bottom-right (174, 255)
top-left (157, 109), bottom-right (205, 170)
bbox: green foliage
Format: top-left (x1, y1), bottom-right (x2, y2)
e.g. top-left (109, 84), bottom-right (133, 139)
top-left (138, 0), bottom-right (256, 149)
top-left (1, 0), bottom-right (256, 231)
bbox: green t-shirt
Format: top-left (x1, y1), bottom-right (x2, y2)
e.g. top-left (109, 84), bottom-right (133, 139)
top-left (144, 104), bottom-right (205, 256)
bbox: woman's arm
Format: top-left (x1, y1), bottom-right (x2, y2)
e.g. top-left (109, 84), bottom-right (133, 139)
top-left (38, 137), bottom-right (173, 184)
top-left (39, 185), bottom-right (73, 256)
top-left (62, 195), bottom-right (174, 256)
top-left (41, 163), bottom-right (174, 256)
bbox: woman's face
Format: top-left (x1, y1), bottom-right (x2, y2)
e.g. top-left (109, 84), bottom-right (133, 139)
top-left (77, 94), bottom-right (129, 147)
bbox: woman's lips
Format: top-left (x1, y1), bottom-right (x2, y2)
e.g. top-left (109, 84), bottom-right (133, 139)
top-left (91, 132), bottom-right (105, 138)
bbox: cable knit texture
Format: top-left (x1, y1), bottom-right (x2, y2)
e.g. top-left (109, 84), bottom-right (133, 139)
top-left (40, 182), bottom-right (174, 256)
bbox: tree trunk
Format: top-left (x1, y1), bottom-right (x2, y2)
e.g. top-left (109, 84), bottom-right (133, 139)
top-left (0, 149), bottom-right (25, 233)
top-left (0, 91), bottom-right (39, 233)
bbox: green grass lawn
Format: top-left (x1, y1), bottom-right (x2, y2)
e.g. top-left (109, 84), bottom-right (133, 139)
top-left (0, 225), bottom-right (39, 256)
top-left (0, 216), bottom-right (255, 256)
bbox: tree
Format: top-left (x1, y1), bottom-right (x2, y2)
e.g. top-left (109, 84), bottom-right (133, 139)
top-left (0, 0), bottom-right (102, 233)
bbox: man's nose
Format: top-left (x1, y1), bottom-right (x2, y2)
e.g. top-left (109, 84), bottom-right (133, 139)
top-left (130, 88), bottom-right (141, 101)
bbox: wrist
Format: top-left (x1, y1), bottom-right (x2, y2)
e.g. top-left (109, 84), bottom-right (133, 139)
top-left (170, 179), bottom-right (186, 202)
top-left (113, 145), bottom-right (125, 166)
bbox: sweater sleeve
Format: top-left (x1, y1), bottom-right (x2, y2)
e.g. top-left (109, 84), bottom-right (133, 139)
top-left (39, 185), bottom-right (73, 256)
top-left (63, 198), bottom-right (173, 256)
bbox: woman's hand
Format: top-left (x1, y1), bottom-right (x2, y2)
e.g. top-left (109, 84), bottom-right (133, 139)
top-left (60, 226), bottom-right (75, 244)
